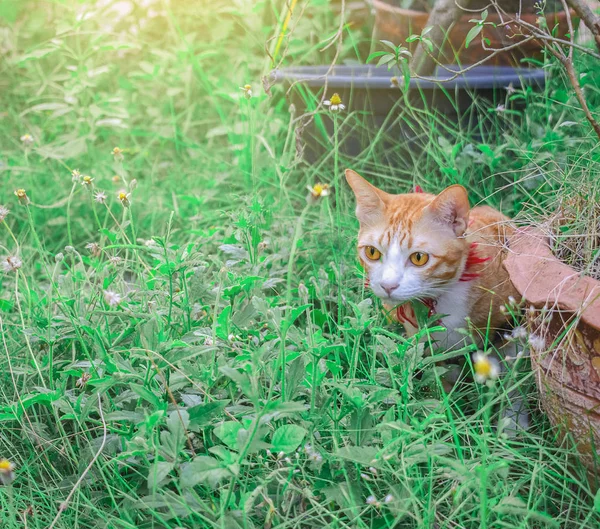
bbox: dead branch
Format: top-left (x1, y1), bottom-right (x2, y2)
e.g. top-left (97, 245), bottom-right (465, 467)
top-left (412, 0), bottom-right (473, 76)
top-left (565, 0), bottom-right (600, 52)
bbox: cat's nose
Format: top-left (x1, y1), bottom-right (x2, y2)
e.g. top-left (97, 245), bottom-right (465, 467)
top-left (381, 280), bottom-right (399, 296)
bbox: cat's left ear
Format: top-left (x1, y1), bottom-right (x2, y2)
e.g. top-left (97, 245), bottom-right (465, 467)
top-left (424, 185), bottom-right (470, 236)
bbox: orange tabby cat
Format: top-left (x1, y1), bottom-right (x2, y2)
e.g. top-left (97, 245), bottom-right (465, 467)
top-left (346, 169), bottom-right (518, 348)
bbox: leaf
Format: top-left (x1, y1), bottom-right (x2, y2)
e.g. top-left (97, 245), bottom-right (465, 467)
top-left (188, 400), bottom-right (228, 430)
top-left (465, 24), bottom-right (483, 49)
top-left (376, 55), bottom-right (395, 68)
top-left (379, 40), bottom-right (398, 51)
top-left (213, 421), bottom-right (244, 450)
top-left (215, 305), bottom-right (231, 340)
top-left (147, 461), bottom-right (174, 490)
top-left (271, 425), bottom-right (307, 454)
top-left (366, 51), bottom-right (389, 63)
top-left (336, 446), bottom-right (380, 467)
top-left (180, 456), bottom-right (232, 488)
top-left (594, 488), bottom-right (600, 513)
top-left (129, 383), bottom-right (163, 410)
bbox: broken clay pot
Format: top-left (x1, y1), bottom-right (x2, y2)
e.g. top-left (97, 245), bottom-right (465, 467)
top-left (504, 227), bottom-right (600, 476)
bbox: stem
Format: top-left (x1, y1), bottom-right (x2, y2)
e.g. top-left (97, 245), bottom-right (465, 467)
top-left (283, 203), bottom-right (311, 400)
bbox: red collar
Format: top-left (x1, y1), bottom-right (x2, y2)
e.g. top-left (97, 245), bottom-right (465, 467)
top-left (393, 242), bottom-right (490, 326)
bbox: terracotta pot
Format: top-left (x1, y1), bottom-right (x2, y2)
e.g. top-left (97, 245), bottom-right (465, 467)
top-left (373, 0), bottom-right (577, 66)
top-left (503, 227), bottom-right (600, 475)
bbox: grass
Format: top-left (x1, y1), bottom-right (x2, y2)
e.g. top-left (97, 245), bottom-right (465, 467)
top-left (1, 1), bottom-right (600, 528)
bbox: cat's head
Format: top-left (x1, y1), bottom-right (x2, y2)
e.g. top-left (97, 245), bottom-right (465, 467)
top-left (346, 169), bottom-right (471, 304)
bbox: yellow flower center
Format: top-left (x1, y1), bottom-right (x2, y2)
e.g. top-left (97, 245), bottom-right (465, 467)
top-left (474, 357), bottom-right (492, 378)
top-left (118, 192), bottom-right (127, 201)
top-left (0, 459), bottom-right (13, 472)
top-left (330, 93), bottom-right (342, 106)
top-left (244, 84), bottom-right (251, 91)
top-left (15, 189), bottom-right (26, 198)
top-left (83, 176), bottom-right (92, 184)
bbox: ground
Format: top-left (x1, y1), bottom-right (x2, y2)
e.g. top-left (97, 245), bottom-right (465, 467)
top-left (0, 1), bottom-right (599, 528)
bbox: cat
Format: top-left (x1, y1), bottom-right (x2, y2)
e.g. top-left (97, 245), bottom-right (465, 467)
top-left (345, 169), bottom-right (519, 349)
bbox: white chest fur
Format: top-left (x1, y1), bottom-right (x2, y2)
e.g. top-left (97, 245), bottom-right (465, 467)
top-left (431, 281), bottom-right (474, 349)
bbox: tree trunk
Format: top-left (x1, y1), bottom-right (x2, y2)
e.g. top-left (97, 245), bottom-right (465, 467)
top-left (411, 0), bottom-right (472, 76)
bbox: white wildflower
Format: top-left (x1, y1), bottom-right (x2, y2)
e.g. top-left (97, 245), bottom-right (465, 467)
top-left (240, 84), bottom-right (252, 99)
top-left (94, 191), bottom-right (107, 204)
top-left (323, 93), bottom-right (345, 112)
top-left (0, 205), bottom-right (9, 221)
top-left (2, 255), bottom-right (23, 273)
top-left (472, 352), bottom-right (500, 384)
top-left (529, 334), bottom-right (546, 352)
top-left (103, 290), bottom-right (121, 307)
top-left (20, 134), bottom-right (33, 146)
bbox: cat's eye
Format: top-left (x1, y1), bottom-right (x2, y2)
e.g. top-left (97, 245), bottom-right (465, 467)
top-left (365, 246), bottom-right (382, 261)
top-left (410, 252), bottom-right (429, 266)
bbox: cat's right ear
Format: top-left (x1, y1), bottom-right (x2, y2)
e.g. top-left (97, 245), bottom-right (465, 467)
top-left (345, 169), bottom-right (389, 225)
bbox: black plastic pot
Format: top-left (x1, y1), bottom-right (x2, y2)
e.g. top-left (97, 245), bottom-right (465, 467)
top-left (273, 64), bottom-right (546, 162)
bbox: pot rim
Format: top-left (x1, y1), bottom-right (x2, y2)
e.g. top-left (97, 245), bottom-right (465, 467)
top-left (371, 0), bottom-right (572, 21)
top-left (503, 227), bottom-right (600, 329)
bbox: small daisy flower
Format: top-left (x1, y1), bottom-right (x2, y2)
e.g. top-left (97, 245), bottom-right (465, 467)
top-left (384, 494), bottom-right (394, 503)
top-left (108, 255), bottom-right (122, 265)
top-left (20, 134), bottom-right (34, 146)
top-left (0, 458), bottom-right (15, 485)
top-left (112, 147), bottom-right (124, 161)
top-left (2, 256), bottom-right (23, 273)
top-left (472, 352), bottom-right (500, 384)
top-left (75, 372), bottom-right (91, 389)
top-left (308, 451), bottom-right (323, 463)
top-left (94, 191), bottom-right (107, 204)
top-left (495, 104), bottom-right (506, 113)
top-left (511, 326), bottom-right (527, 340)
top-left (85, 242), bottom-right (102, 257)
top-left (203, 336), bottom-right (214, 347)
top-left (505, 83), bottom-right (516, 95)
top-left (240, 84), bottom-right (252, 99)
top-left (307, 183), bottom-right (330, 200)
top-left (366, 495), bottom-right (380, 507)
top-left (112, 175), bottom-right (121, 184)
top-left (14, 189), bottom-right (30, 206)
top-left (323, 93), bottom-right (345, 112)
top-left (529, 334), bottom-right (546, 352)
top-left (103, 290), bottom-right (121, 307)
top-left (71, 169), bottom-right (82, 183)
top-left (0, 205), bottom-right (9, 222)
top-left (118, 191), bottom-right (131, 207)
top-left (82, 175), bottom-right (94, 187)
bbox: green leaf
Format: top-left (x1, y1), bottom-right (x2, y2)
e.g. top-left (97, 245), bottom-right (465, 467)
top-left (147, 461), bottom-right (174, 490)
top-left (379, 40), bottom-right (398, 51)
top-left (594, 488), bottom-right (600, 513)
top-left (130, 383), bottom-right (163, 410)
top-left (180, 456), bottom-right (232, 488)
top-left (376, 55), bottom-right (395, 68)
top-left (366, 51), bottom-right (389, 63)
top-left (465, 24), bottom-right (483, 49)
top-left (188, 400), bottom-right (229, 430)
top-left (271, 425), bottom-right (307, 454)
top-left (336, 446), bottom-right (380, 466)
top-left (215, 305), bottom-right (231, 340)
top-left (214, 421), bottom-right (244, 450)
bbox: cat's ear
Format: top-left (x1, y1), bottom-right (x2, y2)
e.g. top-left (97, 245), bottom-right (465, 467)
top-left (345, 169), bottom-right (390, 225)
top-left (424, 185), bottom-right (470, 236)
